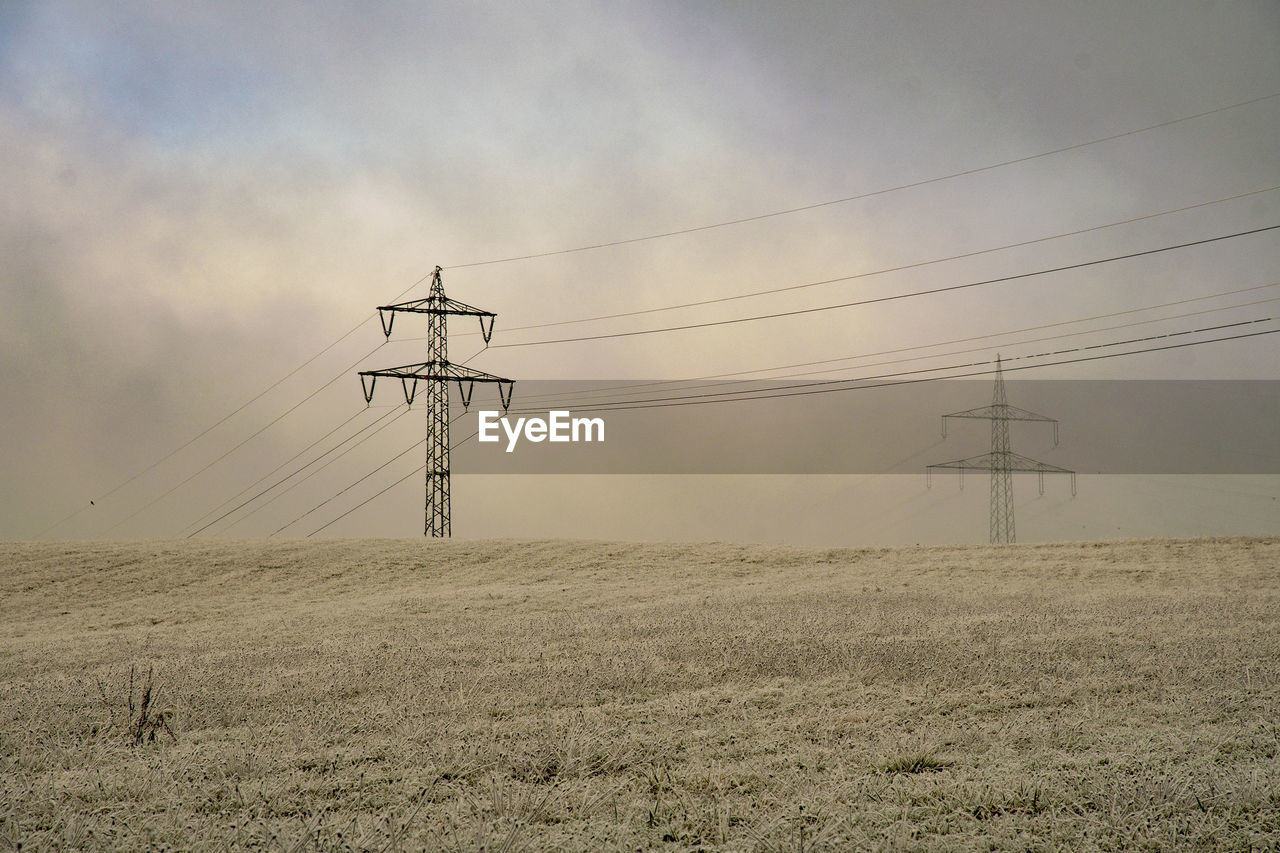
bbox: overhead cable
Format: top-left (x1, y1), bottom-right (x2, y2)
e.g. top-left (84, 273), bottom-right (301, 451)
top-left (450, 185), bottom-right (1279, 335)
top-left (444, 92), bottom-right (1279, 269)
top-left (491, 225), bottom-right (1280, 349)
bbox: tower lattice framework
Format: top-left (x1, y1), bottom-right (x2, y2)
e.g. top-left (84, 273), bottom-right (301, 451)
top-left (358, 266), bottom-right (514, 537)
top-left (927, 355), bottom-right (1075, 544)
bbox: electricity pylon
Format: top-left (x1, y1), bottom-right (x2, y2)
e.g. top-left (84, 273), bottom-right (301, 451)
top-left (927, 355), bottom-right (1074, 543)
top-left (358, 266), bottom-right (514, 537)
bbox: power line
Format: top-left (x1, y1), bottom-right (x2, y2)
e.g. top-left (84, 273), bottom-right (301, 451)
top-left (271, 436), bottom-right (425, 537)
top-left (449, 185), bottom-right (1279, 336)
top-left (443, 92), bottom-right (1279, 269)
top-left (305, 427), bottom-right (482, 538)
top-left (33, 337), bottom-right (378, 539)
top-left (183, 405), bottom-right (393, 539)
top-left (184, 348), bottom-right (489, 538)
top-left (308, 463), bottom-right (425, 538)
top-left (503, 318), bottom-right (1276, 415)
top-left (221, 405), bottom-right (414, 535)
top-left (164, 212), bottom-right (1279, 532)
top-left (689, 284), bottom-right (1280, 382)
top-left (308, 324), bottom-right (1278, 532)
top-left (734, 299), bottom-right (1280, 386)
top-left (32, 95), bottom-right (1279, 539)
top-left (34, 268), bottom-right (444, 539)
top-left (94, 230), bottom-right (1280, 537)
top-left (209, 266), bottom-right (1269, 532)
top-left (490, 225), bottom-right (1280, 349)
top-left (512, 289), bottom-right (1280, 408)
top-left (271, 410), bottom-right (472, 538)
top-left (451, 428), bottom-right (480, 451)
top-left (180, 405), bottom-right (370, 537)
top-left (43, 213), bottom-right (1274, 538)
top-left (100, 343), bottom-right (389, 537)
top-left (516, 284), bottom-right (1280, 404)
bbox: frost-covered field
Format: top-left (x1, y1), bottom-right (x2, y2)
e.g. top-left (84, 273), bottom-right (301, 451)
top-left (2, 537), bottom-right (1277, 850)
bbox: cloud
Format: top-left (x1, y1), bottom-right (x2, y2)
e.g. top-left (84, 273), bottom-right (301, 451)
top-left (2, 1), bottom-right (1277, 540)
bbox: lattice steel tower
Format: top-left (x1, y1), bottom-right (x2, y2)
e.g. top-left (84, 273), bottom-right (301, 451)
top-left (927, 355), bottom-right (1074, 543)
top-left (358, 266), bottom-right (513, 537)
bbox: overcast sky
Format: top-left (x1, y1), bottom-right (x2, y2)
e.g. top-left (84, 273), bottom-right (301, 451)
top-left (3, 1), bottom-right (1278, 544)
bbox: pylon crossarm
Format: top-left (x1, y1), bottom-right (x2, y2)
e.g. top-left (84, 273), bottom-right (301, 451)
top-left (440, 363), bottom-right (512, 384)
top-left (1006, 451), bottom-right (1073, 475)
top-left (927, 462), bottom-right (966, 490)
top-left (359, 362), bottom-right (425, 379)
top-left (359, 363), bottom-right (514, 409)
top-left (928, 459), bottom-right (979, 472)
top-left (928, 452), bottom-right (1073, 475)
top-left (359, 362), bottom-right (512, 384)
top-left (942, 404), bottom-right (1058, 423)
top-left (436, 296), bottom-right (495, 319)
top-left (376, 295), bottom-right (497, 320)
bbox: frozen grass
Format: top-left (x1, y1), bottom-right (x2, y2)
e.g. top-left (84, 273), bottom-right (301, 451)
top-left (1, 536), bottom-right (1278, 850)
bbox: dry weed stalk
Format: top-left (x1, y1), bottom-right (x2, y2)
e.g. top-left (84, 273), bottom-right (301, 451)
top-left (126, 664), bottom-right (177, 746)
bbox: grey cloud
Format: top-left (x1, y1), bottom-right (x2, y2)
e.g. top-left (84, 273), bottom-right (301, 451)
top-left (2, 1), bottom-right (1277, 541)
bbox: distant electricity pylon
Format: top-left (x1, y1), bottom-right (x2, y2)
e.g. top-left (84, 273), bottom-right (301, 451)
top-left (927, 355), bottom-right (1075, 544)
top-left (358, 266), bottom-right (514, 537)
